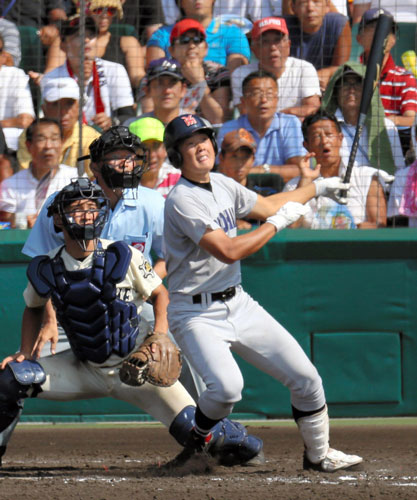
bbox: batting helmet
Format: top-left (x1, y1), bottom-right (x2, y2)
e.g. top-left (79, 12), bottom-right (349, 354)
top-left (47, 178), bottom-right (110, 242)
top-left (88, 126), bottom-right (148, 189)
top-left (163, 114), bottom-right (218, 168)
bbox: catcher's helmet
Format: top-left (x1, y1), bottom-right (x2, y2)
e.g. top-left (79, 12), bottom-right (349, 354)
top-left (88, 126), bottom-right (148, 188)
top-left (47, 178), bottom-right (110, 242)
top-left (163, 114), bottom-right (218, 168)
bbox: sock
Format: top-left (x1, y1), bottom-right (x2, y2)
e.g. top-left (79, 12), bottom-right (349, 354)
top-left (194, 405), bottom-right (221, 437)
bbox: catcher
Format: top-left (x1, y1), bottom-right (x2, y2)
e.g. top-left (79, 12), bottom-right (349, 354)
top-left (0, 178), bottom-right (263, 467)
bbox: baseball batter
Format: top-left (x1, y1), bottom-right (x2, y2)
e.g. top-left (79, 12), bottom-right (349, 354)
top-left (0, 179), bottom-right (263, 467)
top-left (163, 113), bottom-right (363, 471)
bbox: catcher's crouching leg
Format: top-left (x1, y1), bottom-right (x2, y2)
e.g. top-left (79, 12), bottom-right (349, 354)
top-left (169, 405), bottom-right (264, 466)
top-left (0, 361), bottom-right (46, 466)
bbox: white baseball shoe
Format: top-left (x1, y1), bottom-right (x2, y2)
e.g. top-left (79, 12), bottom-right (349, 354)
top-left (304, 447), bottom-right (363, 472)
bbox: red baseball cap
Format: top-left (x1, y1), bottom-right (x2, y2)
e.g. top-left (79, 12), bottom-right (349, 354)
top-left (170, 18), bottom-right (206, 44)
top-left (251, 17), bottom-right (288, 40)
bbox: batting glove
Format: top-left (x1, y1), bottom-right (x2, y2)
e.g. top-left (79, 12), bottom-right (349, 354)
top-left (314, 177), bottom-right (351, 204)
top-left (266, 202), bottom-right (310, 232)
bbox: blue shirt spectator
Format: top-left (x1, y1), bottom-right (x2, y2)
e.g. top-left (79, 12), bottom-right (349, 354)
top-left (147, 19), bottom-right (250, 68)
top-left (217, 112), bottom-right (306, 170)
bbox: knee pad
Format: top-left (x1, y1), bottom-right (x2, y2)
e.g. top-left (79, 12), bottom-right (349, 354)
top-left (169, 405), bottom-right (196, 446)
top-left (0, 360), bottom-right (46, 405)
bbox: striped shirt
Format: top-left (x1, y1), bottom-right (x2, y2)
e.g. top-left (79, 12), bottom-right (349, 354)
top-left (379, 55), bottom-right (417, 117)
top-left (155, 162), bottom-right (181, 199)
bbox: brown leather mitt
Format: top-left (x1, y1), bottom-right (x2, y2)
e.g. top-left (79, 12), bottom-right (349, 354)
top-left (119, 333), bottom-right (182, 387)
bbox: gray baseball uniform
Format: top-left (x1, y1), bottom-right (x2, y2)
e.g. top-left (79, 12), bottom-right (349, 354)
top-left (164, 173), bottom-right (326, 420)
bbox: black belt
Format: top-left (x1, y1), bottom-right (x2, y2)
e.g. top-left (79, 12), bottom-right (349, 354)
top-left (192, 286), bottom-right (236, 304)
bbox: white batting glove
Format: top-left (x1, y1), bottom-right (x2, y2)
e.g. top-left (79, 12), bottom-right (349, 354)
top-left (314, 177), bottom-right (351, 204)
top-left (266, 202), bottom-right (310, 232)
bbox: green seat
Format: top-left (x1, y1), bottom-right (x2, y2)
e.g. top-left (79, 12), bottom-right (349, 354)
top-left (349, 23), bottom-right (362, 63)
top-left (18, 25), bottom-right (45, 74)
top-left (109, 23), bottom-right (138, 38)
top-left (391, 23), bottom-right (417, 66)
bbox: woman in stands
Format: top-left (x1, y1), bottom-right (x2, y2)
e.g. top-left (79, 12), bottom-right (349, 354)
top-left (44, 0), bottom-right (145, 89)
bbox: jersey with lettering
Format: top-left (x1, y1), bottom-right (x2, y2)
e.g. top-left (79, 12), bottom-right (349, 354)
top-left (164, 173), bottom-right (257, 296)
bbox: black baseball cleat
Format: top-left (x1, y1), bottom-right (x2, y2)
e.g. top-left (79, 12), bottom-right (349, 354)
top-left (0, 445), bottom-right (6, 467)
top-left (303, 448), bottom-right (363, 472)
top-left (166, 430), bottom-right (213, 468)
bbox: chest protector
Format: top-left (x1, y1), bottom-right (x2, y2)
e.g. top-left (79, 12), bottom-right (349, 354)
top-left (26, 241), bottom-right (140, 364)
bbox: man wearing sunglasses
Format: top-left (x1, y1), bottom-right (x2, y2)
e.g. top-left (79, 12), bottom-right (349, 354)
top-left (168, 19), bottom-right (231, 125)
top-left (147, 0), bottom-right (250, 73)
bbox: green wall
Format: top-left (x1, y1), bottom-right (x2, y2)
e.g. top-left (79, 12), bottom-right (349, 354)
top-left (1, 229), bottom-right (416, 421)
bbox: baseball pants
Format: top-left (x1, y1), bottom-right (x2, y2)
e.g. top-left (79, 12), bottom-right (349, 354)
top-left (168, 286), bottom-right (326, 420)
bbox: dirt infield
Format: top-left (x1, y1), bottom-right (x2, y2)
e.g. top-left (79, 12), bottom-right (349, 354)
top-left (0, 422), bottom-right (416, 500)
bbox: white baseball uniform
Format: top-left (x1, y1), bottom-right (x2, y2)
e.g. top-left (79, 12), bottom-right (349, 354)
top-left (164, 173), bottom-right (326, 420)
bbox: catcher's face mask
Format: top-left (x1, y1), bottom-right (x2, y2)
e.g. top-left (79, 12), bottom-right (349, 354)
top-left (100, 147), bottom-right (149, 189)
top-left (48, 178), bottom-right (110, 248)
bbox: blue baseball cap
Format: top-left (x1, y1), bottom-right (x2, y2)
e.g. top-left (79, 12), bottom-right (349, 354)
top-left (146, 58), bottom-right (184, 83)
top-left (359, 8), bottom-right (397, 33)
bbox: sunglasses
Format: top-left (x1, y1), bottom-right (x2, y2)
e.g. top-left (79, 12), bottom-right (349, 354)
top-left (175, 34), bottom-right (205, 46)
top-left (90, 7), bottom-right (118, 17)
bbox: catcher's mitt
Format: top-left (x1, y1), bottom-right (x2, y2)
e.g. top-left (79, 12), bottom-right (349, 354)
top-left (119, 333), bottom-right (182, 387)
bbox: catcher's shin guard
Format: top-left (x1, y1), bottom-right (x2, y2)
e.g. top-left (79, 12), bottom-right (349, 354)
top-left (169, 406), bottom-right (264, 466)
top-left (296, 405), bottom-right (329, 464)
top-left (210, 419), bottom-right (264, 466)
top-left (0, 360), bottom-right (46, 465)
top-left (169, 405), bottom-right (196, 446)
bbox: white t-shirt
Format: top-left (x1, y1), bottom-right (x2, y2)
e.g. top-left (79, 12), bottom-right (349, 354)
top-left (42, 59), bottom-right (134, 125)
top-left (335, 109), bottom-right (405, 171)
top-left (284, 162), bottom-right (385, 227)
top-left (164, 172), bottom-right (257, 295)
top-left (0, 66), bottom-right (35, 149)
top-left (353, 0), bottom-right (417, 23)
top-left (231, 57), bottom-right (321, 108)
top-left (0, 164), bottom-right (77, 217)
top-left (0, 66), bottom-right (35, 120)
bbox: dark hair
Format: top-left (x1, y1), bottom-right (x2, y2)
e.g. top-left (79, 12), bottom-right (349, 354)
top-left (302, 110), bottom-right (341, 141)
top-left (242, 70), bottom-right (277, 94)
top-left (26, 118), bottom-right (63, 143)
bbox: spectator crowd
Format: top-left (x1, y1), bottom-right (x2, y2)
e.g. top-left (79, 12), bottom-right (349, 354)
top-left (1, 0), bottom-right (417, 229)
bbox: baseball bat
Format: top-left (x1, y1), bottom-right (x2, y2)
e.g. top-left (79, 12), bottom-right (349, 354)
top-left (340, 13), bottom-right (393, 198)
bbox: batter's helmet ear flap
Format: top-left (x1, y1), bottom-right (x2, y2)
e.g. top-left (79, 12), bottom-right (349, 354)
top-left (167, 148), bottom-right (183, 169)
